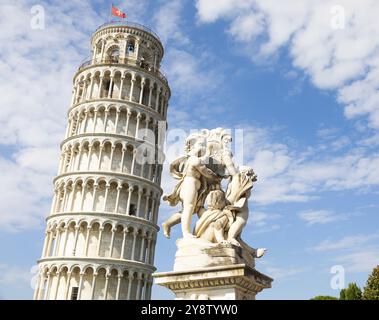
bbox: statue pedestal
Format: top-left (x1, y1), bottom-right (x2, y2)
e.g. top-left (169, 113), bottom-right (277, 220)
top-left (153, 238), bottom-right (273, 300)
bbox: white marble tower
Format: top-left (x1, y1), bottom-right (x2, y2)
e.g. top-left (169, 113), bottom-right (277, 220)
top-left (34, 21), bottom-right (170, 300)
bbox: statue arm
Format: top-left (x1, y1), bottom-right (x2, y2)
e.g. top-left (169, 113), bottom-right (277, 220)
top-left (222, 150), bottom-right (238, 176)
top-left (169, 156), bottom-right (187, 179)
top-left (197, 163), bottom-right (218, 179)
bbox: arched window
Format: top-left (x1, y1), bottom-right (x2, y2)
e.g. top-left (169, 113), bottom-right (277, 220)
top-left (96, 41), bottom-right (102, 55)
top-left (110, 48), bottom-right (119, 62)
top-left (107, 46), bottom-right (120, 63)
top-left (127, 39), bottom-right (135, 54)
top-left (140, 51), bottom-right (152, 71)
top-left (129, 204), bottom-right (136, 216)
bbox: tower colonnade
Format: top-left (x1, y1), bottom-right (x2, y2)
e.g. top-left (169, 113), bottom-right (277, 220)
top-left (35, 21), bottom-right (170, 300)
top-left (71, 67), bottom-right (169, 119)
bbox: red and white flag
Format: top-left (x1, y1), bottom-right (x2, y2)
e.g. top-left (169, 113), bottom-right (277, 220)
top-left (112, 5), bottom-right (126, 19)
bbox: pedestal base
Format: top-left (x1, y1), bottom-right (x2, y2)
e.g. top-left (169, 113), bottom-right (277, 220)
top-left (154, 238), bottom-right (272, 300)
top-left (154, 263), bottom-right (272, 300)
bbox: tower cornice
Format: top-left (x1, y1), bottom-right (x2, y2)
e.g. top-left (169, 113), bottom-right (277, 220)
top-left (67, 99), bottom-right (166, 121)
top-left (91, 21), bottom-right (164, 57)
top-left (53, 171), bottom-right (163, 194)
top-left (45, 211), bottom-right (160, 232)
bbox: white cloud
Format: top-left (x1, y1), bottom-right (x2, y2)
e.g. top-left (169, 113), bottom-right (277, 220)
top-left (263, 266), bottom-right (305, 280)
top-left (334, 247), bottom-right (379, 273)
top-left (250, 211), bottom-right (281, 227)
top-left (196, 0), bottom-right (379, 130)
top-left (0, 0), bottom-right (179, 234)
top-left (164, 48), bottom-right (222, 101)
top-left (159, 123), bottom-right (379, 206)
top-left (153, 0), bottom-right (190, 45)
top-left (228, 12), bottom-right (265, 42)
top-left (310, 233), bottom-right (379, 273)
top-left (0, 1), bottom-right (102, 231)
top-left (311, 233), bottom-right (379, 251)
top-left (246, 211), bottom-right (282, 234)
top-left (298, 210), bottom-right (347, 225)
top-left (0, 264), bottom-right (33, 286)
top-left (239, 125), bottom-right (379, 205)
top-left (0, 156), bottom-right (52, 232)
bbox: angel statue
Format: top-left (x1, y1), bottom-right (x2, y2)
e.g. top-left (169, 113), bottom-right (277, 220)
top-left (162, 131), bottom-right (219, 239)
top-left (162, 128), bottom-right (240, 239)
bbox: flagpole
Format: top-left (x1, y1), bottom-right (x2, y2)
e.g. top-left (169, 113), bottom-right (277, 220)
top-left (109, 2), bottom-right (113, 23)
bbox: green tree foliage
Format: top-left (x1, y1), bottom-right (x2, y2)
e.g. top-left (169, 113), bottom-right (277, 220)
top-left (363, 266), bottom-right (379, 300)
top-left (310, 295), bottom-right (338, 300)
top-left (339, 283), bottom-right (362, 300)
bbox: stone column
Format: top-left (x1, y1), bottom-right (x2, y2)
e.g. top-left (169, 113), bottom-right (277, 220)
top-left (91, 183), bottom-right (98, 210)
top-left (125, 109), bottom-right (131, 136)
top-left (109, 227), bottom-right (116, 258)
top-left (129, 75), bottom-right (136, 102)
top-left (84, 226), bottom-right (91, 256)
top-left (139, 235), bottom-right (145, 261)
top-left (72, 226), bottom-right (80, 256)
top-left (104, 274), bottom-right (110, 300)
top-left (116, 274), bottom-right (122, 300)
top-left (126, 186), bottom-right (134, 215)
top-left (77, 272), bottom-right (85, 300)
top-left (86, 144), bottom-right (93, 170)
top-left (120, 230), bottom-right (127, 260)
top-left (108, 75), bottom-right (114, 99)
top-left (97, 227), bottom-right (104, 256)
top-left (62, 227), bottom-right (69, 256)
top-left (97, 145), bottom-right (104, 170)
top-left (131, 230), bottom-right (138, 260)
top-left (109, 145), bottom-right (115, 171)
top-left (120, 147), bottom-right (126, 173)
top-left (89, 75), bottom-right (95, 100)
top-left (127, 273), bottom-right (134, 300)
top-left (148, 85), bottom-right (154, 107)
top-left (131, 150), bottom-right (137, 175)
top-left (98, 76), bottom-right (104, 99)
top-left (114, 185), bottom-right (122, 214)
top-left (155, 87), bottom-right (161, 112)
top-left (114, 110), bottom-right (120, 134)
top-left (103, 184), bottom-right (110, 212)
top-left (90, 273), bottom-right (97, 299)
top-left (103, 110), bottom-right (109, 132)
top-left (41, 231), bottom-right (49, 258)
top-left (139, 79), bottom-right (146, 104)
top-left (136, 189), bottom-right (143, 217)
top-left (64, 272), bottom-right (72, 300)
top-left (135, 112), bottom-right (141, 139)
top-left (119, 76), bottom-right (125, 100)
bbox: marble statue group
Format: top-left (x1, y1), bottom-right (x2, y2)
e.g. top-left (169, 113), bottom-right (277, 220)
top-left (162, 128), bottom-right (266, 259)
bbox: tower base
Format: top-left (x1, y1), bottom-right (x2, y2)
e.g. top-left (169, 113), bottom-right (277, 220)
top-left (153, 238), bottom-right (272, 300)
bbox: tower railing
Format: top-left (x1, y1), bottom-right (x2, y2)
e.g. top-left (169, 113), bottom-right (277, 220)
top-left (95, 21), bottom-right (161, 42)
top-left (78, 57), bottom-right (168, 85)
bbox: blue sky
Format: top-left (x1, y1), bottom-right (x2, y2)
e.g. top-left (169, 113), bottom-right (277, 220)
top-left (1, 0), bottom-right (379, 300)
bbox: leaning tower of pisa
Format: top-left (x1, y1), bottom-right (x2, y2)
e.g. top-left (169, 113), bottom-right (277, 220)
top-left (34, 21), bottom-right (170, 300)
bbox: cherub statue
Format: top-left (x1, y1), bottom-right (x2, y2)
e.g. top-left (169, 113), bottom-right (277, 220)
top-left (225, 166), bottom-right (257, 246)
top-left (162, 128), bottom-right (239, 239)
top-left (191, 164), bottom-right (259, 248)
top-left (162, 132), bottom-right (219, 239)
top-left (194, 188), bottom-right (266, 259)
top-left (193, 189), bottom-right (233, 243)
